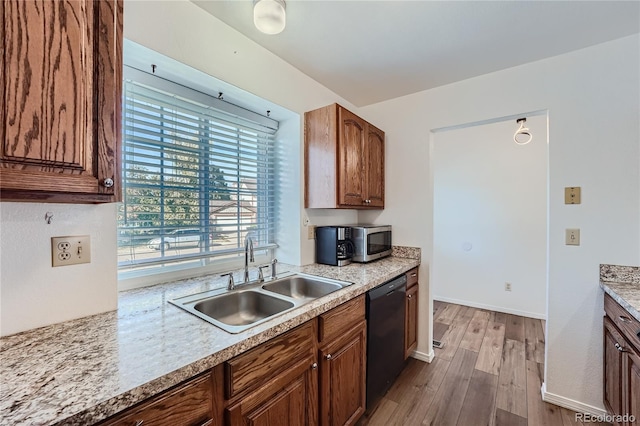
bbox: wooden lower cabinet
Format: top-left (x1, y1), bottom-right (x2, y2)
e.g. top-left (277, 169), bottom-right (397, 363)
top-left (99, 371), bottom-right (216, 426)
top-left (319, 321), bottom-right (367, 426)
top-left (404, 267), bottom-right (419, 359)
top-left (226, 354), bottom-right (318, 426)
top-left (405, 284), bottom-right (418, 359)
top-left (604, 317), bottom-right (625, 419)
top-left (603, 294), bottom-right (640, 426)
top-left (627, 348), bottom-right (640, 425)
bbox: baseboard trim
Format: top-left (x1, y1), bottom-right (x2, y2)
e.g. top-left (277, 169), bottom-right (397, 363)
top-left (541, 383), bottom-right (608, 417)
top-left (411, 350), bottom-right (434, 363)
top-left (434, 296), bottom-right (546, 320)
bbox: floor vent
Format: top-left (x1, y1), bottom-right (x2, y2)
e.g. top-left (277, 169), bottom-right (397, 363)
top-left (433, 340), bottom-right (444, 349)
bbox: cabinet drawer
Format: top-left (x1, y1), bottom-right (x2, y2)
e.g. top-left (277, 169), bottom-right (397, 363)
top-left (319, 295), bottom-right (365, 344)
top-left (101, 372), bottom-right (213, 426)
top-left (225, 321), bottom-right (314, 400)
top-left (406, 268), bottom-right (419, 289)
top-left (604, 293), bottom-right (640, 348)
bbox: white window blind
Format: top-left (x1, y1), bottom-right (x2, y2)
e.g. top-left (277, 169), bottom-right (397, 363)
top-left (118, 68), bottom-right (278, 272)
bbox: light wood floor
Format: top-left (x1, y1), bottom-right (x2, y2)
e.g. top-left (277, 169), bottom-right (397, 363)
top-left (359, 301), bottom-right (609, 426)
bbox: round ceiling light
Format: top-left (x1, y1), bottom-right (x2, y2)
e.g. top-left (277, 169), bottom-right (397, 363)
top-left (253, 0), bottom-right (286, 35)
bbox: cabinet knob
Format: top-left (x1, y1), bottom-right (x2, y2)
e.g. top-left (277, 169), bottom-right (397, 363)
top-left (311, 362), bottom-right (318, 370)
top-left (408, 294), bottom-right (412, 299)
top-left (102, 178), bottom-right (114, 188)
top-left (325, 354), bottom-right (332, 360)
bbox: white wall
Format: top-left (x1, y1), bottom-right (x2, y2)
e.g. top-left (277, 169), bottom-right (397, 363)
top-left (0, 0), bottom-right (359, 336)
top-left (359, 35), bottom-right (640, 411)
top-left (0, 203), bottom-right (118, 336)
top-left (432, 117), bottom-right (547, 318)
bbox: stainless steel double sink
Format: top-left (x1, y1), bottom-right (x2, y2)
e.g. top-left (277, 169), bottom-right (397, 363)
top-left (169, 273), bottom-right (352, 334)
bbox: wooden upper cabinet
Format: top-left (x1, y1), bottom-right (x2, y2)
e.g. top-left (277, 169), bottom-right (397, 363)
top-left (337, 107), bottom-right (366, 207)
top-left (365, 123), bottom-right (385, 208)
top-left (1, 0), bottom-right (123, 203)
top-left (305, 103), bottom-right (385, 209)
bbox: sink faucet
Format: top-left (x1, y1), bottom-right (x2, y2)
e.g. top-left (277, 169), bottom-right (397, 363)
top-left (243, 234), bottom-right (255, 284)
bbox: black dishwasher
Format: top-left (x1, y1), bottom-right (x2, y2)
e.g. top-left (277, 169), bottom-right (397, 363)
top-left (366, 274), bottom-right (407, 409)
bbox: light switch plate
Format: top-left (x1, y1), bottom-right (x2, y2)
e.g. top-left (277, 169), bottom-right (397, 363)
top-left (565, 187), bottom-right (581, 204)
top-left (565, 229), bottom-right (580, 246)
top-left (51, 235), bottom-right (91, 267)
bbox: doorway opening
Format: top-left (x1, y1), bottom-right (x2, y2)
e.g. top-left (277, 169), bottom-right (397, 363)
top-left (430, 112), bottom-right (549, 319)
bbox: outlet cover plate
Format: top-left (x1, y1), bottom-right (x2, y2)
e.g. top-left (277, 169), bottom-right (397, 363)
top-left (307, 225), bottom-right (316, 240)
top-left (564, 187), bottom-right (581, 204)
top-left (51, 235), bottom-right (91, 267)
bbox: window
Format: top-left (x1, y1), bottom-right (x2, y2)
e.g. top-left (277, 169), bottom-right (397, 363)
top-left (117, 67), bottom-right (278, 274)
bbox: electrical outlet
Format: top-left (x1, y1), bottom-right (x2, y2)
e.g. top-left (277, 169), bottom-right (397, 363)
top-left (505, 282), bottom-right (512, 291)
top-left (307, 225), bottom-right (316, 240)
top-left (51, 235), bottom-right (91, 267)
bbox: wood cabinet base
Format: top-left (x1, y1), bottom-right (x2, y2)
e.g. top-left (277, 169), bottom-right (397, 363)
top-left (603, 294), bottom-right (640, 426)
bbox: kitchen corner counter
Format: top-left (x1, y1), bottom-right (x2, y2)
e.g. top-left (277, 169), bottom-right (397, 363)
top-left (0, 255), bottom-right (420, 426)
top-left (599, 264), bottom-right (640, 322)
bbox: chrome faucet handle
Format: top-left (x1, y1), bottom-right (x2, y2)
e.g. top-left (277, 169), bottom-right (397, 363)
top-left (258, 265), bottom-right (270, 283)
top-left (221, 272), bottom-right (235, 290)
top-left (271, 258), bottom-right (278, 278)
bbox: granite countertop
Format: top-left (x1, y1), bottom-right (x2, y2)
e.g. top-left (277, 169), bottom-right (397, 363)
top-left (599, 264), bottom-right (640, 322)
top-left (0, 252), bottom-right (420, 426)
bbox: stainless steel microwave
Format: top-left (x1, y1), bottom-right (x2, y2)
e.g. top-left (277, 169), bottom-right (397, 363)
top-left (350, 225), bottom-right (392, 263)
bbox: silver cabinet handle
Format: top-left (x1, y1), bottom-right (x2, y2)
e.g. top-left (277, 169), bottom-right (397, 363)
top-left (619, 315), bottom-right (632, 323)
top-left (102, 178), bottom-right (114, 188)
top-left (615, 342), bottom-right (626, 353)
top-left (134, 421), bottom-right (144, 426)
top-left (408, 294), bottom-right (412, 299)
top-left (325, 354), bottom-right (332, 360)
top-left (311, 362), bottom-right (318, 369)
top-left (410, 273), bottom-right (417, 277)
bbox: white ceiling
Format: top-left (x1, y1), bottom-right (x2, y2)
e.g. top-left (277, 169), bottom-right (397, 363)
top-left (192, 1), bottom-right (640, 107)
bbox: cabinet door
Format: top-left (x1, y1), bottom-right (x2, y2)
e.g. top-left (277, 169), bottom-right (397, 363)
top-left (604, 317), bottom-right (625, 420)
top-left (405, 284), bottom-right (419, 359)
top-left (625, 347), bottom-right (639, 426)
top-left (226, 355), bottom-right (318, 426)
top-left (1, 0), bottom-right (122, 202)
top-left (337, 107), bottom-right (366, 207)
top-left (319, 321), bottom-right (366, 426)
top-left (365, 124), bottom-right (385, 208)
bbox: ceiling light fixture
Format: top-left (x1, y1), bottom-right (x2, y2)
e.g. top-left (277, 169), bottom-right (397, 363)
top-left (253, 0), bottom-right (286, 35)
top-left (514, 117), bottom-right (532, 145)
